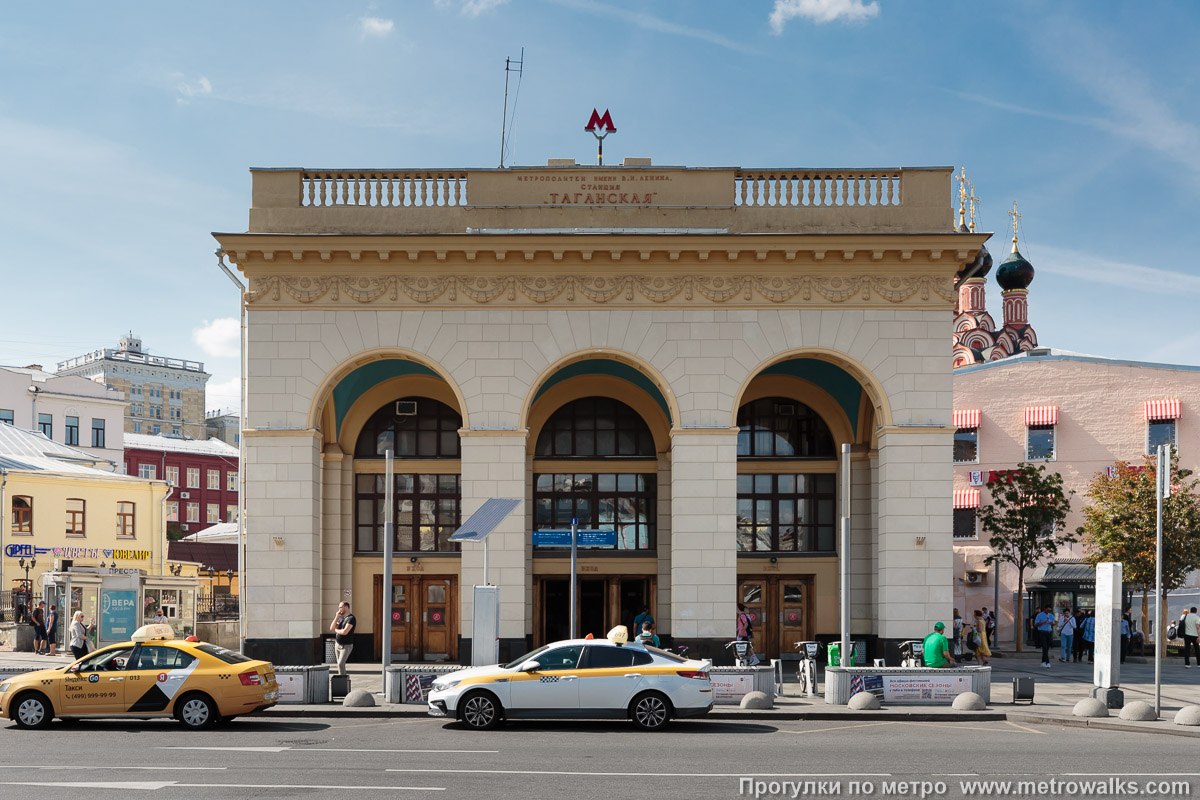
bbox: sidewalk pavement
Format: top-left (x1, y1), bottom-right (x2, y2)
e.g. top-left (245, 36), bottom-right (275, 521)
top-left (4, 650), bottom-right (1200, 737)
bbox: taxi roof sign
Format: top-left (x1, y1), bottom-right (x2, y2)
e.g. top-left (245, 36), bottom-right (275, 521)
top-left (607, 625), bottom-right (629, 645)
top-left (131, 623), bottom-right (175, 642)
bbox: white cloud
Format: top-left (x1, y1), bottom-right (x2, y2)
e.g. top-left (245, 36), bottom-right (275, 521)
top-left (205, 376), bottom-right (242, 415)
top-left (174, 74), bottom-right (212, 105)
top-left (436, 0), bottom-right (509, 17)
top-left (192, 318), bottom-right (240, 358)
top-left (1033, 244), bottom-right (1200, 297)
top-left (769, 0), bottom-right (879, 32)
top-left (359, 16), bottom-right (395, 37)
top-left (548, 0), bottom-right (747, 52)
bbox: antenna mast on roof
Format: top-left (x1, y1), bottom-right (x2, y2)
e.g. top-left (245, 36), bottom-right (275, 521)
top-left (499, 48), bottom-right (525, 168)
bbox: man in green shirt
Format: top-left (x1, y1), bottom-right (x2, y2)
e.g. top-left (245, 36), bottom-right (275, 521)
top-left (922, 622), bottom-right (956, 668)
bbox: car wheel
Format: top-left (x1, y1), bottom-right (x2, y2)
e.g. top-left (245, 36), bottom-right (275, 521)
top-left (630, 691), bottom-right (672, 731)
top-left (459, 691), bottom-right (501, 730)
top-left (12, 692), bottom-right (53, 730)
top-left (176, 693), bottom-right (218, 730)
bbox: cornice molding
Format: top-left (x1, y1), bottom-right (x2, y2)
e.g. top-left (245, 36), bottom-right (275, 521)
top-left (245, 272), bottom-right (957, 307)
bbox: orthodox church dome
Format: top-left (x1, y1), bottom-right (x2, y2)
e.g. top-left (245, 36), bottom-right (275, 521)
top-left (996, 245), bottom-right (1033, 291)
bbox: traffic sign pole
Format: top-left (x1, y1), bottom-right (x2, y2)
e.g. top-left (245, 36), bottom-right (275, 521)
top-left (1155, 443), bottom-right (1168, 717)
top-left (382, 449), bottom-right (394, 673)
top-left (570, 517), bottom-right (578, 638)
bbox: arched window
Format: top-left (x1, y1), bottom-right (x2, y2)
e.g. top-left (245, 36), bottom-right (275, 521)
top-left (355, 398), bottom-right (462, 459)
top-left (354, 397), bottom-right (463, 554)
top-left (736, 397), bottom-right (835, 458)
top-left (736, 397), bottom-right (837, 553)
top-left (534, 397), bottom-right (655, 458)
top-left (533, 397), bottom-right (656, 551)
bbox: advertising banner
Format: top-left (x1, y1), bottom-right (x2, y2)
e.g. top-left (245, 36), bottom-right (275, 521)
top-left (711, 672), bottom-right (754, 704)
top-left (881, 674), bottom-right (971, 703)
top-left (100, 589), bottom-right (138, 641)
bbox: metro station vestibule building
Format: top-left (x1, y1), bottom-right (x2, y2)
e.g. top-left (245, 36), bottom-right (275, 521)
top-left (214, 161), bottom-right (986, 665)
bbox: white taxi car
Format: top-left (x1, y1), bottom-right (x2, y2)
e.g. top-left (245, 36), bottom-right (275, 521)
top-left (428, 626), bottom-right (713, 730)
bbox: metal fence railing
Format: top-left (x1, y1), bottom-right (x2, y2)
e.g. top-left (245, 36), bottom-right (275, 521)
top-left (0, 590), bottom-right (41, 624)
top-left (198, 593), bottom-right (240, 620)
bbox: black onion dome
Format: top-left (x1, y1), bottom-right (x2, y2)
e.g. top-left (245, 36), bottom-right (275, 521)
top-left (996, 246), bottom-right (1034, 290)
top-left (967, 242), bottom-right (993, 279)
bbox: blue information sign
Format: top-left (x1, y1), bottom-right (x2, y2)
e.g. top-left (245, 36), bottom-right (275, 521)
top-left (532, 529), bottom-right (617, 547)
top-left (100, 589), bottom-right (138, 641)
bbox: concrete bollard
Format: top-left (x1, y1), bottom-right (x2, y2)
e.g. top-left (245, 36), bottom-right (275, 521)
top-left (1118, 700), bottom-right (1157, 721)
top-left (1072, 697), bottom-right (1109, 718)
top-left (343, 688), bottom-right (377, 708)
top-left (952, 691), bottom-right (986, 711)
top-left (739, 690), bottom-right (773, 710)
top-left (848, 692), bottom-right (881, 710)
top-left (1174, 706), bottom-right (1200, 726)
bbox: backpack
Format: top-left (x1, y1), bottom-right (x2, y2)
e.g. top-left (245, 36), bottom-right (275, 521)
top-left (1168, 622), bottom-right (1179, 641)
top-left (740, 613), bottom-right (753, 638)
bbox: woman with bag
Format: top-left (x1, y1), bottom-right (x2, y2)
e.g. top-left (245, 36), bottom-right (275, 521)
top-left (1058, 608), bottom-right (1076, 662)
top-left (69, 611), bottom-right (93, 660)
top-left (972, 609), bottom-right (991, 665)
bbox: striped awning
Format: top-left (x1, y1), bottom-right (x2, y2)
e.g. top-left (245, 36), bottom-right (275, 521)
top-left (1024, 406), bottom-right (1058, 426)
top-left (953, 489), bottom-right (980, 509)
top-left (1145, 399), bottom-right (1182, 421)
top-left (953, 409), bottom-right (980, 429)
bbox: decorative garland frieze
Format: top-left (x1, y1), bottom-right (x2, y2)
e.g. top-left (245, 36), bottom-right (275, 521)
top-left (245, 273), bottom-right (956, 307)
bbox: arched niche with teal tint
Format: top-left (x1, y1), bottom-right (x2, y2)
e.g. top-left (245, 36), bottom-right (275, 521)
top-left (531, 359), bottom-right (672, 424)
top-left (332, 359), bottom-right (440, 437)
top-left (758, 358), bottom-right (863, 433)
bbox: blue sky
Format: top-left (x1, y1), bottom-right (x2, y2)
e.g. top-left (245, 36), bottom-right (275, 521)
top-left (2, 1), bottom-right (1198, 411)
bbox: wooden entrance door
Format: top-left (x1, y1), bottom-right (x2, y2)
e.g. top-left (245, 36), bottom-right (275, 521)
top-left (372, 575), bottom-right (458, 661)
top-left (737, 575), bottom-right (812, 659)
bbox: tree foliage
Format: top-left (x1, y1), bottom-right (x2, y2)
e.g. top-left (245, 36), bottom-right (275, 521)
top-left (1078, 452), bottom-right (1200, 637)
top-left (978, 463), bottom-right (1075, 651)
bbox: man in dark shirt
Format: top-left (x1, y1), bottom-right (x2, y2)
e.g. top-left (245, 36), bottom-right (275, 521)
top-left (330, 601), bottom-right (356, 676)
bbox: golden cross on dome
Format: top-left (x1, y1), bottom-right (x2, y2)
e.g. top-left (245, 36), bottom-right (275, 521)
top-left (956, 167), bottom-right (968, 228)
top-left (1008, 200), bottom-right (1022, 249)
top-left (967, 182), bottom-right (980, 233)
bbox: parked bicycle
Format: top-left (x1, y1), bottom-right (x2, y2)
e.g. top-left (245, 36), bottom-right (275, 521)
top-left (794, 640), bottom-right (822, 696)
top-left (725, 638), bottom-right (759, 667)
top-left (898, 639), bottom-right (925, 668)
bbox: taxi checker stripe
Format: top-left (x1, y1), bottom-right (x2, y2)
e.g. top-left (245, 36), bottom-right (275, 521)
top-left (538, 676), bottom-right (560, 683)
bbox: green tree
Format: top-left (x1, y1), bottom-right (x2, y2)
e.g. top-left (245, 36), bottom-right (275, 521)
top-left (1077, 453), bottom-right (1200, 646)
top-left (979, 463), bottom-right (1075, 652)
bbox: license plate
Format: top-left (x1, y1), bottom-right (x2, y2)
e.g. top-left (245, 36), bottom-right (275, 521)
top-left (264, 690), bottom-right (278, 701)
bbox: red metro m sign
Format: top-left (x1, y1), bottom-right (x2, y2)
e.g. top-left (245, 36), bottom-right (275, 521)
top-left (584, 109), bottom-right (617, 134)
top-left (584, 108), bottom-right (616, 165)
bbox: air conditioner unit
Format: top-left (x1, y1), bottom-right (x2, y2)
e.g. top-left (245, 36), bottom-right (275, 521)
top-left (775, 403), bottom-right (796, 416)
top-left (965, 571), bottom-right (986, 586)
top-left (180, 492), bottom-right (190, 499)
top-left (181, 525), bottom-right (189, 531)
top-left (395, 400), bottom-right (418, 416)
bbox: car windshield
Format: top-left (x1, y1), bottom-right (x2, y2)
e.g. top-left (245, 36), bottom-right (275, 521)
top-left (502, 645), bottom-right (550, 669)
top-left (644, 645), bottom-right (686, 663)
top-left (195, 643), bottom-right (254, 664)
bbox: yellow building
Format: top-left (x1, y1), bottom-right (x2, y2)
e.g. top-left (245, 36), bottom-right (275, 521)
top-left (0, 423), bottom-right (170, 593)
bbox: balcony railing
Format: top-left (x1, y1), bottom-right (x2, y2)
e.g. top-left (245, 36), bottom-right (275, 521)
top-left (302, 171), bottom-right (470, 208)
top-left (732, 169), bottom-right (901, 208)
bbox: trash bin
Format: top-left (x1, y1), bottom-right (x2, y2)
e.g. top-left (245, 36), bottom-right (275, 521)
top-left (323, 636), bottom-right (336, 664)
top-left (306, 665), bottom-right (331, 704)
top-left (274, 666), bottom-right (308, 703)
top-left (331, 673), bottom-right (351, 699)
top-left (827, 641), bottom-right (862, 667)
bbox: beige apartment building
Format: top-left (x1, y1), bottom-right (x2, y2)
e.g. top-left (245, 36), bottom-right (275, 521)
top-left (214, 160), bottom-right (985, 665)
top-left (57, 335), bottom-right (210, 439)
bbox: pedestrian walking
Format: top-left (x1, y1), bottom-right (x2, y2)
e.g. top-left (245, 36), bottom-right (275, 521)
top-left (1082, 611), bottom-right (1096, 662)
top-left (31, 601), bottom-right (47, 655)
top-left (69, 611), bottom-right (93, 660)
top-left (330, 601), bottom-right (356, 676)
top-left (1058, 608), bottom-right (1076, 663)
top-left (952, 608), bottom-right (963, 657)
top-left (45, 603), bottom-right (59, 656)
top-left (1034, 605), bottom-right (1054, 668)
top-left (1119, 611), bottom-right (1131, 664)
top-left (633, 606), bottom-right (654, 639)
top-left (972, 610), bottom-right (991, 665)
top-left (1181, 606), bottom-right (1200, 667)
top-left (1073, 608), bottom-right (1086, 662)
top-left (636, 621), bottom-right (660, 648)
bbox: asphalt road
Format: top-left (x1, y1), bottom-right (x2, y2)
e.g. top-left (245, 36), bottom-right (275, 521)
top-left (0, 714), bottom-right (1195, 799)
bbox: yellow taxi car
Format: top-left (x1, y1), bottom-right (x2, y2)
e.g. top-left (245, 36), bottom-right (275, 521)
top-left (0, 623), bottom-right (278, 730)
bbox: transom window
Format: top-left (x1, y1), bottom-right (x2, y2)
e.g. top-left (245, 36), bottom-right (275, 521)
top-left (533, 473), bottom-right (656, 550)
top-left (355, 473), bottom-right (462, 553)
top-left (534, 397), bottom-right (655, 458)
top-left (736, 397), bottom-right (835, 458)
top-left (736, 473), bottom-right (836, 552)
top-left (356, 398), bottom-right (461, 459)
